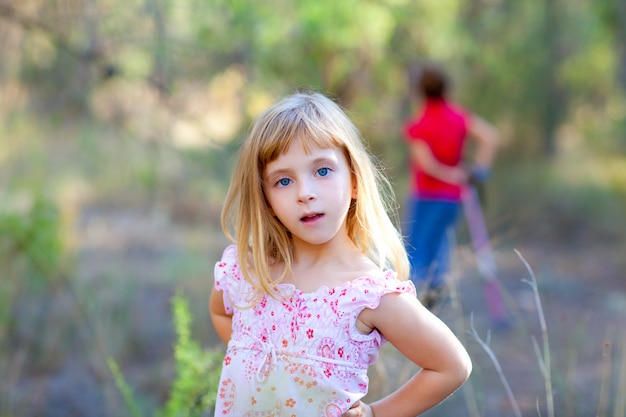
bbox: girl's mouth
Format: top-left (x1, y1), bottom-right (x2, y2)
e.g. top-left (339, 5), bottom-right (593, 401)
top-left (300, 213), bottom-right (323, 223)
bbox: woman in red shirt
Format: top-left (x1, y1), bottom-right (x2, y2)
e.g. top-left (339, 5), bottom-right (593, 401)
top-left (403, 62), bottom-right (498, 308)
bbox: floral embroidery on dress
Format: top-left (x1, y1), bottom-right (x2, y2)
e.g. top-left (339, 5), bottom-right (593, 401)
top-left (213, 245), bottom-right (416, 416)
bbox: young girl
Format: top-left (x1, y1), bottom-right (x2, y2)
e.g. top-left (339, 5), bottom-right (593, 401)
top-left (209, 91), bottom-right (472, 417)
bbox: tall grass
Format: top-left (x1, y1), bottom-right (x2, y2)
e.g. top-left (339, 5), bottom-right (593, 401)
top-left (517, 249), bottom-right (554, 417)
top-left (464, 249), bottom-right (625, 417)
top-left (465, 250), bottom-right (553, 417)
top-left (468, 312), bottom-right (523, 417)
top-left (364, 242), bottom-right (626, 417)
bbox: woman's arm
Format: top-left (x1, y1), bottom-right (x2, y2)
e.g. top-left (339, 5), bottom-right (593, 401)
top-left (352, 292), bottom-right (472, 417)
top-left (468, 115), bottom-right (498, 170)
top-left (209, 287), bottom-right (233, 344)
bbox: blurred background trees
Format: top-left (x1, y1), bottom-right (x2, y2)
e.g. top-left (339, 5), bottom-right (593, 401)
top-left (2, 0), bottom-right (624, 239)
top-left (2, 0), bottom-right (624, 153)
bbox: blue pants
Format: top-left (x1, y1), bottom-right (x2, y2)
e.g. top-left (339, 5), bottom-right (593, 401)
top-left (403, 196), bottom-right (460, 290)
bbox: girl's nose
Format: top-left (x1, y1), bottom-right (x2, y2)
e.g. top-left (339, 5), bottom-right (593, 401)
top-left (297, 181), bottom-right (316, 203)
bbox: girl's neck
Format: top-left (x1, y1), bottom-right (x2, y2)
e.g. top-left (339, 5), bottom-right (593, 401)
top-left (290, 224), bottom-right (361, 262)
top-left (291, 237), bottom-right (354, 265)
top-left (282, 237), bottom-right (377, 293)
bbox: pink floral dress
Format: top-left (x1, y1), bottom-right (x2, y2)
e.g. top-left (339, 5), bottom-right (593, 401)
top-left (213, 245), bottom-right (416, 417)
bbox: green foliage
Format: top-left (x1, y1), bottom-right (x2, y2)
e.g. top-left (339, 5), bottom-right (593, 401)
top-left (4, 0), bottom-right (625, 157)
top-left (107, 358), bottom-right (144, 417)
top-left (0, 195), bottom-right (64, 289)
top-left (110, 292), bottom-right (223, 417)
top-left (0, 194), bottom-right (65, 383)
top-left (488, 155), bottom-right (626, 242)
top-left (160, 292), bottom-right (223, 417)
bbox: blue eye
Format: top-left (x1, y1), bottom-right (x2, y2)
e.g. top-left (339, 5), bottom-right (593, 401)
top-left (317, 167), bottom-right (330, 177)
top-left (277, 178), bottom-right (291, 187)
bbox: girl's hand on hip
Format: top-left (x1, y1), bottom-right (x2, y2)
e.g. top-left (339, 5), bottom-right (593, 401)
top-left (342, 400), bottom-right (374, 417)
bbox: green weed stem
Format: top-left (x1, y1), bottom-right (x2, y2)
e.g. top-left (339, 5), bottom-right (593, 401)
top-left (107, 358), bottom-right (143, 417)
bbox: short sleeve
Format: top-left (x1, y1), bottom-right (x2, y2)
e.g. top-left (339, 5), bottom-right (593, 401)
top-left (404, 119), bottom-right (424, 142)
top-left (341, 273), bottom-right (417, 342)
top-left (214, 245), bottom-right (241, 315)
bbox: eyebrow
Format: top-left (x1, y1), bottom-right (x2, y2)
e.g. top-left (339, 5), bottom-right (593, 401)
top-left (264, 155), bottom-right (338, 181)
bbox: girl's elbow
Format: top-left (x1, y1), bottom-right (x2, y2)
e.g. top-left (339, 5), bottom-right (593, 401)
top-left (455, 353), bottom-right (473, 385)
top-left (443, 347), bottom-right (472, 388)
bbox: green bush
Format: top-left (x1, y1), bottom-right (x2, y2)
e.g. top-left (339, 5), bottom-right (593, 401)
top-left (110, 292), bottom-right (224, 417)
top-left (160, 293), bottom-right (223, 417)
top-left (0, 195), bottom-right (64, 288)
top-left (0, 195), bottom-right (64, 348)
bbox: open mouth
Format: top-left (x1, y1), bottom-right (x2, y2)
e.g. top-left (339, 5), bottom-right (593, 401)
top-left (300, 213), bottom-right (323, 223)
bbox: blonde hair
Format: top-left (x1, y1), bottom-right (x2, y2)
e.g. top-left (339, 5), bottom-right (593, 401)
top-left (221, 91), bottom-right (409, 298)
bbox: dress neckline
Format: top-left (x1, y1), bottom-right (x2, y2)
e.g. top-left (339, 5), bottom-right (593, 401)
top-left (274, 271), bottom-right (395, 297)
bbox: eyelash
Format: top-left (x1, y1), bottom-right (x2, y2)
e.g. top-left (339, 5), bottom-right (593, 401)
top-left (317, 166), bottom-right (331, 177)
top-left (273, 166), bottom-right (333, 187)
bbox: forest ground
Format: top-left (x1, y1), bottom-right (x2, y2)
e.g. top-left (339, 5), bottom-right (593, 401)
top-left (4, 201), bottom-right (626, 417)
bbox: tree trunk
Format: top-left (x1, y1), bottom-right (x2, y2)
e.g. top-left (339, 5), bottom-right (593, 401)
top-left (148, 0), bottom-right (171, 97)
top-left (617, 0), bottom-right (626, 93)
top-left (541, 0), bottom-right (563, 158)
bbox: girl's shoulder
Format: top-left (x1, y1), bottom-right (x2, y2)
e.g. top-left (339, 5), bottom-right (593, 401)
top-left (215, 244), bottom-right (259, 269)
top-left (351, 269), bottom-right (415, 293)
top-left (214, 244), bottom-right (252, 289)
top-left (334, 267), bottom-right (416, 304)
top-left (339, 269), bottom-right (417, 338)
top-left (337, 252), bottom-right (410, 292)
top-left (215, 244), bottom-right (239, 270)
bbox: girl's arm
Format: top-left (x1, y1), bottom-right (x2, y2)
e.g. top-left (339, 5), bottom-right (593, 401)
top-left (209, 287), bottom-right (233, 344)
top-left (352, 292), bottom-right (472, 417)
